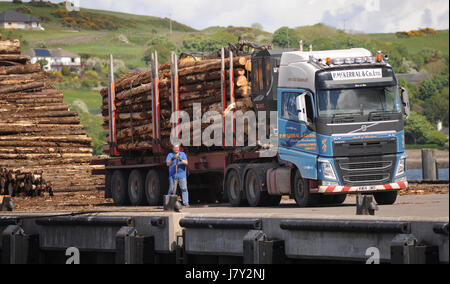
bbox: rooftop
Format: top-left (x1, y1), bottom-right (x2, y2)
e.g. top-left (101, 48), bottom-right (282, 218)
top-left (281, 48), bottom-right (373, 66)
top-left (0, 10), bottom-right (40, 23)
top-left (24, 48), bottom-right (80, 58)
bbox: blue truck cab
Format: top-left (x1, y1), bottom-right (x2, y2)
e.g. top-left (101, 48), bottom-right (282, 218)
top-left (250, 48), bottom-right (411, 207)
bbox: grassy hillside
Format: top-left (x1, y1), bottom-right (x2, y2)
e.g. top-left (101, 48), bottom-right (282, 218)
top-left (366, 30), bottom-right (449, 56)
top-left (1, 2), bottom-right (448, 153)
top-left (0, 1), bottom-right (196, 69)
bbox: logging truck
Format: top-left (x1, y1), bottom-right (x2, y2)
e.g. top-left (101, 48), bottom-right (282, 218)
top-left (102, 47), bottom-right (411, 207)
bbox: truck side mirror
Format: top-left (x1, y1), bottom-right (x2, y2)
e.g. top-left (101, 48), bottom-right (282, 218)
top-left (400, 87), bottom-right (410, 120)
top-left (296, 93), bottom-right (307, 123)
top-left (296, 92), bottom-right (315, 131)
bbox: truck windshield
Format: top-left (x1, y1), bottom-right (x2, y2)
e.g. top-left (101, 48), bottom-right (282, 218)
top-left (317, 86), bottom-right (401, 117)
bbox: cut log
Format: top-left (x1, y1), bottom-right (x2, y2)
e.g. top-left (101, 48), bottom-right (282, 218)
top-left (0, 40), bottom-right (21, 54)
top-left (0, 63), bottom-right (41, 75)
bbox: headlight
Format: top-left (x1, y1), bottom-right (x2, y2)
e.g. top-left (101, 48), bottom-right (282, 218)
top-left (319, 159), bottom-right (337, 180)
top-left (396, 157), bottom-right (407, 177)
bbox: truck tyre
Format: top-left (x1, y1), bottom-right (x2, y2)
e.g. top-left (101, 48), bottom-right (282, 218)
top-left (245, 169), bottom-right (270, 207)
top-left (111, 170), bottom-right (129, 206)
top-left (226, 170), bottom-right (246, 207)
top-left (128, 170), bottom-right (146, 206)
top-left (293, 170), bottom-right (319, 207)
top-left (374, 191), bottom-right (398, 205)
top-left (145, 170), bottom-right (168, 206)
top-left (334, 194), bottom-right (347, 204)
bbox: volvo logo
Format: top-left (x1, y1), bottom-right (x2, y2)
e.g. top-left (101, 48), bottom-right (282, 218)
top-left (349, 123), bottom-right (379, 134)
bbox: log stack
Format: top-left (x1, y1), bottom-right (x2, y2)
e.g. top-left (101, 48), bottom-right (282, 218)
top-left (0, 36), bottom-right (104, 193)
top-left (0, 167), bottom-right (53, 197)
top-left (100, 54), bottom-right (254, 154)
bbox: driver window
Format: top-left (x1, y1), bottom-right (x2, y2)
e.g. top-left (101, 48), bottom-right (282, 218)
top-left (282, 92), bottom-right (300, 121)
top-left (282, 92), bottom-right (314, 123)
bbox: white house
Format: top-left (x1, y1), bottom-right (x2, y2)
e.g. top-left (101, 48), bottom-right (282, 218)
top-left (0, 11), bottom-right (43, 31)
top-left (24, 48), bottom-right (81, 72)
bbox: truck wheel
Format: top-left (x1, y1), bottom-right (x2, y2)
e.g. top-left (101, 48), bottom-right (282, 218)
top-left (334, 194), bottom-right (347, 204)
top-left (226, 170), bottom-right (246, 207)
top-left (245, 169), bottom-right (276, 207)
top-left (145, 170), bottom-right (168, 206)
top-left (293, 170), bottom-right (319, 207)
top-left (374, 191), bottom-right (398, 205)
top-left (128, 170), bottom-right (146, 206)
top-left (111, 170), bottom-right (129, 206)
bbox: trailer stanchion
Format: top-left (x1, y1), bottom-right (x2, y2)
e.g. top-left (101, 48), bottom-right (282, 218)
top-left (221, 47), bottom-right (227, 147)
top-left (229, 51), bottom-right (236, 147)
top-left (108, 54), bottom-right (119, 157)
top-left (151, 51), bottom-right (162, 154)
top-left (170, 52), bottom-right (180, 141)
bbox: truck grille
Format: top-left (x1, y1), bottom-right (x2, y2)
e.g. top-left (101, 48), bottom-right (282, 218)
top-left (339, 161), bottom-right (392, 171)
top-left (343, 173), bottom-right (391, 184)
top-left (335, 155), bottom-right (396, 186)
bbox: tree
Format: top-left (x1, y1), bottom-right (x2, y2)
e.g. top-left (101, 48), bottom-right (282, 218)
top-left (182, 32), bottom-right (236, 53)
top-left (426, 131), bottom-right (448, 146)
top-left (61, 66), bottom-right (71, 76)
top-left (418, 78), bottom-right (439, 101)
top-left (251, 23), bottom-right (263, 31)
top-left (37, 59), bottom-right (48, 69)
top-left (423, 88), bottom-right (449, 127)
top-left (404, 111), bottom-right (435, 144)
top-left (273, 27), bottom-right (299, 48)
top-left (143, 36), bottom-right (177, 64)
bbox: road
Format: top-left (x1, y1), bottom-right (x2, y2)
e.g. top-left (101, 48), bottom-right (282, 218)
top-left (180, 194), bottom-right (449, 220)
top-left (7, 193), bottom-right (448, 221)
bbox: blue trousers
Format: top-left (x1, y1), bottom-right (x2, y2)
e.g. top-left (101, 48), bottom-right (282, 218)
top-left (168, 178), bottom-right (189, 206)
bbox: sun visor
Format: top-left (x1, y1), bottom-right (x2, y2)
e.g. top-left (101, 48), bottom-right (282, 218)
top-left (316, 66), bottom-right (397, 90)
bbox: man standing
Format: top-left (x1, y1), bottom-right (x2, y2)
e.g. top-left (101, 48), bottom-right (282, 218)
top-left (166, 144), bottom-right (189, 207)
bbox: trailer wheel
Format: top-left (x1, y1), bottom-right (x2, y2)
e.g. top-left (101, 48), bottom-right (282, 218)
top-left (293, 170), bottom-right (319, 207)
top-left (128, 170), bottom-right (146, 206)
top-left (374, 191), bottom-right (398, 205)
top-left (226, 170), bottom-right (246, 207)
top-left (245, 169), bottom-right (276, 207)
top-left (145, 170), bottom-right (168, 206)
top-left (111, 170), bottom-right (129, 206)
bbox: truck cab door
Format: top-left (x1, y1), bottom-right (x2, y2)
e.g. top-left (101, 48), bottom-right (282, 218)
top-left (278, 90), bottom-right (318, 180)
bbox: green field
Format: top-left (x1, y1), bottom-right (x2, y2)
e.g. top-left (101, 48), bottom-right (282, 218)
top-left (62, 89), bottom-right (102, 114)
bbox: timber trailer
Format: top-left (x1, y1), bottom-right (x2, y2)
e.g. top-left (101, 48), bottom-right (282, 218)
top-left (101, 47), bottom-right (411, 207)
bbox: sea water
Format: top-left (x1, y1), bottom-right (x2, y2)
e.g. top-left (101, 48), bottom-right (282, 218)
top-left (407, 169), bottom-right (449, 180)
